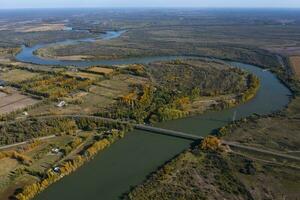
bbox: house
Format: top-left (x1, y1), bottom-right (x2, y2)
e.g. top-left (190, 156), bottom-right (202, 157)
top-left (68, 68), bottom-right (78, 72)
top-left (53, 167), bottom-right (61, 173)
top-left (51, 148), bottom-right (60, 154)
top-left (56, 101), bottom-right (66, 107)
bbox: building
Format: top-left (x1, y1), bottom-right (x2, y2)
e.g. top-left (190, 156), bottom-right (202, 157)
top-left (53, 167), bottom-right (61, 173)
top-left (51, 148), bottom-right (60, 154)
top-left (56, 101), bottom-right (66, 107)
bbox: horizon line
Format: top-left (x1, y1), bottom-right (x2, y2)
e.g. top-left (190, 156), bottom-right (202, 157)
top-left (1, 6), bottom-right (300, 10)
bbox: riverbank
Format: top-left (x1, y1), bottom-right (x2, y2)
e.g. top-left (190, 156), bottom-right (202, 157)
top-left (0, 58), bottom-right (260, 200)
top-left (29, 61), bottom-right (290, 200)
top-left (127, 59), bottom-right (300, 200)
top-left (4, 27), bottom-right (290, 199)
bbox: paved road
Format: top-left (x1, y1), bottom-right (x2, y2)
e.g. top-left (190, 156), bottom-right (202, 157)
top-left (0, 135), bottom-right (56, 150)
top-left (1, 115), bottom-right (300, 162)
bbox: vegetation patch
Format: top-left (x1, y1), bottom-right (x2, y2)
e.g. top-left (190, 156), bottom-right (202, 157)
top-left (86, 66), bottom-right (114, 75)
top-left (18, 75), bottom-right (93, 99)
top-left (99, 60), bottom-right (258, 123)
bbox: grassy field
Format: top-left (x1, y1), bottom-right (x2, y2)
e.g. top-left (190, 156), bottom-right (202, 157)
top-left (0, 69), bottom-right (40, 83)
top-left (128, 151), bottom-right (300, 200)
top-left (289, 56), bottom-right (300, 79)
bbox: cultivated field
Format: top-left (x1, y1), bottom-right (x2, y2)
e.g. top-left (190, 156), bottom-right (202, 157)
top-left (86, 67), bottom-right (114, 75)
top-left (0, 87), bottom-right (39, 115)
top-left (63, 71), bottom-right (104, 81)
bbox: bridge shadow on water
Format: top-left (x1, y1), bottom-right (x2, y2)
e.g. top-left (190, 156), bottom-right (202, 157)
top-left (139, 130), bottom-right (202, 142)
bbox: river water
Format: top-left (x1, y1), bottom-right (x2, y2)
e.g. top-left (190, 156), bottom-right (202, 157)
top-left (15, 31), bottom-right (291, 200)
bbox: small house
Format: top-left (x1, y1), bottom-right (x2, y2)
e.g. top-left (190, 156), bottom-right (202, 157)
top-left (53, 167), bottom-right (61, 173)
top-left (57, 101), bottom-right (66, 107)
top-left (51, 148), bottom-right (60, 154)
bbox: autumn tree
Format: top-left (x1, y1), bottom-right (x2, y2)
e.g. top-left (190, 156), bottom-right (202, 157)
top-left (201, 136), bottom-right (222, 151)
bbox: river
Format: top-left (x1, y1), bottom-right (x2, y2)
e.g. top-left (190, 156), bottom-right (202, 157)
top-left (15, 31), bottom-right (291, 200)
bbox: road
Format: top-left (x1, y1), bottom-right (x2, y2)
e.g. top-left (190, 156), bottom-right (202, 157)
top-left (1, 114), bottom-right (300, 162)
top-left (0, 135), bottom-right (56, 150)
top-left (0, 114), bottom-right (130, 126)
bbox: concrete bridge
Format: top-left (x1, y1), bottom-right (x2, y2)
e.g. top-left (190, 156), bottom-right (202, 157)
top-left (135, 124), bottom-right (204, 140)
top-left (1, 115), bottom-right (300, 162)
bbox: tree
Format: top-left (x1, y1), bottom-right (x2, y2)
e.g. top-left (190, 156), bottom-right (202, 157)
top-left (201, 136), bottom-right (221, 151)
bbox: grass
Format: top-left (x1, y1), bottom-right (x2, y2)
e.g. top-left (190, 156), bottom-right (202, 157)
top-left (223, 100), bottom-right (300, 153)
top-left (289, 56), bottom-right (300, 79)
top-left (128, 150), bottom-right (300, 200)
top-left (0, 69), bottom-right (40, 83)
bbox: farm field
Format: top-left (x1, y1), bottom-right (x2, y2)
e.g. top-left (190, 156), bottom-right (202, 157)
top-left (86, 66), bottom-right (114, 75)
top-left (0, 87), bottom-right (39, 115)
top-left (63, 71), bottom-right (104, 81)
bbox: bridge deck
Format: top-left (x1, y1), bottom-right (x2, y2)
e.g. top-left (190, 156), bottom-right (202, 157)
top-left (135, 124), bottom-right (203, 140)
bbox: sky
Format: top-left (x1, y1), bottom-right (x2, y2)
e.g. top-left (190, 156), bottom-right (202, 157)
top-left (1, 0), bottom-right (300, 9)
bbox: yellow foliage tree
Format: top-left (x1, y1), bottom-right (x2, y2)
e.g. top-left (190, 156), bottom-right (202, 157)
top-left (201, 136), bottom-right (221, 151)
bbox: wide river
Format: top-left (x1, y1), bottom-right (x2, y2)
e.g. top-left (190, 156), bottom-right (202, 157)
top-left (15, 31), bottom-right (291, 200)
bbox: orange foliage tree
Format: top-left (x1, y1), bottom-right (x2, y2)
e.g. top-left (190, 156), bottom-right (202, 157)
top-left (201, 136), bottom-right (221, 151)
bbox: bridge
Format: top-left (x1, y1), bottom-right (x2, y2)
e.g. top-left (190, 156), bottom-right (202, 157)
top-left (135, 124), bottom-right (300, 162)
top-left (135, 124), bottom-right (204, 140)
top-left (1, 115), bottom-right (300, 162)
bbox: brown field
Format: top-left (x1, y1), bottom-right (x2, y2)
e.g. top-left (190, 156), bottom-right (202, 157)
top-left (87, 67), bottom-right (114, 74)
top-left (16, 23), bottom-right (67, 33)
top-left (0, 69), bottom-right (40, 83)
top-left (63, 71), bottom-right (103, 80)
top-left (0, 87), bottom-right (39, 115)
top-left (289, 56), bottom-right (300, 78)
